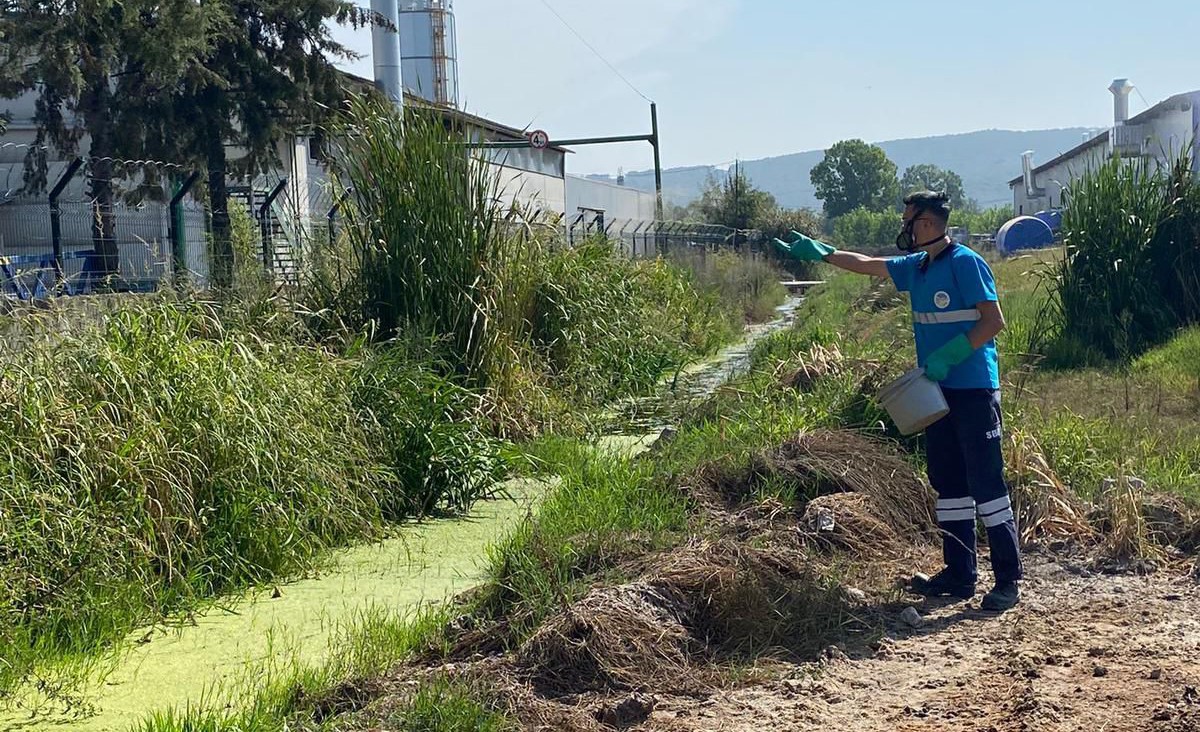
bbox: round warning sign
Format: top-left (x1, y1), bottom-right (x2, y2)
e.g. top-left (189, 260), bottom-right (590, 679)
top-left (529, 130), bottom-right (550, 150)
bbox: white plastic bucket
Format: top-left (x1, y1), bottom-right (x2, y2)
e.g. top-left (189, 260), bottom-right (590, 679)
top-left (877, 367), bottom-right (950, 435)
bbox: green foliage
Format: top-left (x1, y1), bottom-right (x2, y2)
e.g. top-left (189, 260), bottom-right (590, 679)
top-left (679, 249), bottom-right (788, 323)
top-left (1044, 150), bottom-right (1200, 365)
top-left (143, 0), bottom-right (371, 287)
top-left (0, 0), bottom-right (216, 272)
top-left (532, 241), bottom-right (739, 407)
top-left (0, 300), bottom-right (502, 696)
top-left (810, 139), bottom-right (901, 218)
top-left (950, 205), bottom-right (1014, 237)
top-left (901, 164), bottom-right (966, 209)
top-left (831, 207), bottom-right (902, 251)
top-left (697, 168), bottom-right (778, 232)
top-left (384, 679), bottom-right (513, 732)
top-left (754, 205), bottom-right (824, 243)
top-left (313, 98), bottom-right (541, 404)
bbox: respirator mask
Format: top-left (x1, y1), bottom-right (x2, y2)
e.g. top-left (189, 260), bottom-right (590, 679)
top-left (895, 217), bottom-right (947, 253)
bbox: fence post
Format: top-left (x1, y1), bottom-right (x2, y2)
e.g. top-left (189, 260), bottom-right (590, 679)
top-left (327, 191), bottom-right (350, 250)
top-left (258, 178), bottom-right (289, 273)
top-left (48, 158), bottom-right (84, 285)
top-left (169, 172), bottom-right (201, 286)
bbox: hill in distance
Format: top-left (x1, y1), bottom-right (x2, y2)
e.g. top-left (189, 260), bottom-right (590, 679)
top-left (589, 128), bottom-right (1096, 210)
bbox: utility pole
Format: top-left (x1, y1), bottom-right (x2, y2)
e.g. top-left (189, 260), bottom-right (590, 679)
top-left (651, 102), bottom-right (663, 221)
top-left (733, 159), bottom-right (741, 248)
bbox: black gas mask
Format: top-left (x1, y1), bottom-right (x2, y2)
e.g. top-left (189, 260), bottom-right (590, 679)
top-left (895, 217), bottom-right (947, 252)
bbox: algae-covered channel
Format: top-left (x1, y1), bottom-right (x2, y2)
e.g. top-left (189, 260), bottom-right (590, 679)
top-left (1, 297), bottom-right (802, 732)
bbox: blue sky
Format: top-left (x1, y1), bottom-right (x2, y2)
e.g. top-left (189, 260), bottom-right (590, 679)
top-left (332, 0), bottom-right (1200, 176)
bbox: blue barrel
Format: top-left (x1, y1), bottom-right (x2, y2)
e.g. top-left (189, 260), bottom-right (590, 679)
top-left (1034, 209), bottom-right (1063, 231)
top-left (996, 216), bottom-right (1055, 257)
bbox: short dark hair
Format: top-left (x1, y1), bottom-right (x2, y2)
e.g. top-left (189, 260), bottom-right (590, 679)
top-left (903, 190), bottom-right (951, 223)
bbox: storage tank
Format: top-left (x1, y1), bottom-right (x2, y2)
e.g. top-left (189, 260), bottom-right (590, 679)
top-left (996, 216), bottom-right (1055, 257)
top-left (399, 0), bottom-right (459, 107)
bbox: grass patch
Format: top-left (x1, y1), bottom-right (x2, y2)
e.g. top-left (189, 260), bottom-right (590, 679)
top-left (0, 300), bottom-right (503, 698)
top-left (374, 678), bottom-right (513, 732)
top-left (475, 443), bottom-right (690, 640)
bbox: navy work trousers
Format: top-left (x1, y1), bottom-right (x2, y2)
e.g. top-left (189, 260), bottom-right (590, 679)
top-left (925, 387), bottom-right (1023, 585)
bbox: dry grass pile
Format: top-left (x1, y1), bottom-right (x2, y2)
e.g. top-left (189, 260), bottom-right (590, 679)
top-left (774, 342), bottom-right (891, 396)
top-left (516, 537), bottom-right (847, 699)
top-left (517, 582), bottom-right (694, 694)
top-left (777, 343), bottom-right (846, 391)
top-left (747, 431), bottom-right (936, 543)
top-left (1006, 429), bottom-right (1200, 564)
top-left (800, 492), bottom-right (914, 556)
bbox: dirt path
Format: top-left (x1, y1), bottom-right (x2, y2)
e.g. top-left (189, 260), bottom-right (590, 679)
top-left (646, 551), bottom-right (1200, 732)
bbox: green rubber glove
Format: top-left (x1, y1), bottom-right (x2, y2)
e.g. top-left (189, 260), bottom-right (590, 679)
top-left (924, 334), bottom-right (975, 382)
top-left (772, 232), bottom-right (836, 262)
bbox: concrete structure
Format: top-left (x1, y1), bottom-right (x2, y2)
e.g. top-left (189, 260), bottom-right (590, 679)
top-left (1010, 80), bottom-right (1200, 215)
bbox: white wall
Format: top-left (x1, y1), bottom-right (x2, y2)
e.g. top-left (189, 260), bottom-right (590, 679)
top-left (1012, 104), bottom-right (1198, 215)
top-left (489, 163), bottom-right (566, 218)
top-left (564, 175), bottom-right (657, 223)
top-left (1012, 139), bottom-right (1110, 214)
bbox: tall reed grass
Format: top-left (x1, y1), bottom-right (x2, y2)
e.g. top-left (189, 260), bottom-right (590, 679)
top-left (1043, 148), bottom-right (1200, 365)
top-left (0, 299), bottom-right (502, 697)
top-left (308, 97), bottom-right (544, 403)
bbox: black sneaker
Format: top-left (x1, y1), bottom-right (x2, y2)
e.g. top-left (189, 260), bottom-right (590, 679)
top-left (910, 569), bottom-right (975, 600)
top-left (981, 582), bottom-right (1020, 612)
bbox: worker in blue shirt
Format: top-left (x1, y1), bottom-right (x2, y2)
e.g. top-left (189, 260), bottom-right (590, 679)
top-left (775, 191), bottom-right (1022, 611)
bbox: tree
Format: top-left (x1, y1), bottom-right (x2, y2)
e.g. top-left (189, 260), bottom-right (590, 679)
top-left (810, 139), bottom-right (899, 219)
top-left (754, 205), bottom-right (823, 245)
top-left (0, 1), bottom-right (215, 278)
top-left (832, 207), bottom-right (902, 252)
top-left (697, 166), bottom-right (776, 235)
top-left (130, 0), bottom-right (372, 288)
top-left (901, 164), bottom-right (966, 209)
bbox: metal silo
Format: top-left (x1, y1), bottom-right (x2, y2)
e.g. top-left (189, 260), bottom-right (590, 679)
top-left (398, 0), bottom-right (459, 107)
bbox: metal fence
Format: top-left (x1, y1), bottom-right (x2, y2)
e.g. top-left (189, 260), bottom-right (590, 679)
top-left (564, 213), bottom-right (763, 259)
top-left (0, 156), bottom-right (767, 301)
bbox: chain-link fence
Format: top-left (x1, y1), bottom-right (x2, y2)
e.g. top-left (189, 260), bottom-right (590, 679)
top-left (0, 153), bottom-right (217, 297)
top-left (0, 153), bottom-right (769, 300)
top-left (565, 213), bottom-right (764, 259)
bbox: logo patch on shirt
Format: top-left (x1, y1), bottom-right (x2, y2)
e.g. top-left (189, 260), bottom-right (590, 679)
top-left (933, 291), bottom-right (951, 309)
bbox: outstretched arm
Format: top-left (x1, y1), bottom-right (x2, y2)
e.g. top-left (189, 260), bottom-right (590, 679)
top-left (773, 231), bottom-right (891, 278)
top-left (823, 250), bottom-right (891, 278)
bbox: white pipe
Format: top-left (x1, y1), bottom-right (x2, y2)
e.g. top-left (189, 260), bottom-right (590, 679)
top-left (1021, 151), bottom-right (1044, 199)
top-left (371, 0), bottom-right (404, 107)
top-left (1110, 79), bottom-right (1134, 126)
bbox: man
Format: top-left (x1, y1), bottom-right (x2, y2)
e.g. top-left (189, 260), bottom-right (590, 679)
top-left (774, 191), bottom-right (1022, 611)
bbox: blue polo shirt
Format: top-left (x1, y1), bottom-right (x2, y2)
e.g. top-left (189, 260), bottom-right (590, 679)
top-left (885, 244), bottom-right (1000, 390)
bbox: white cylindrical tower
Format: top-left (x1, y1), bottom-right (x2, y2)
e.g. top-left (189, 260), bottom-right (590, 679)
top-left (398, 0), bottom-right (459, 107)
top-left (371, 0), bottom-right (404, 105)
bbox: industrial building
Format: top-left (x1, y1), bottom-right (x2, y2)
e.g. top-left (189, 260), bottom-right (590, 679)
top-left (1011, 80), bottom-right (1200, 215)
top-left (0, 0), bottom-right (658, 288)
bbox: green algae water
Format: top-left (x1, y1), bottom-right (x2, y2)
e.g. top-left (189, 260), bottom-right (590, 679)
top-left (1, 481), bottom-right (544, 732)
